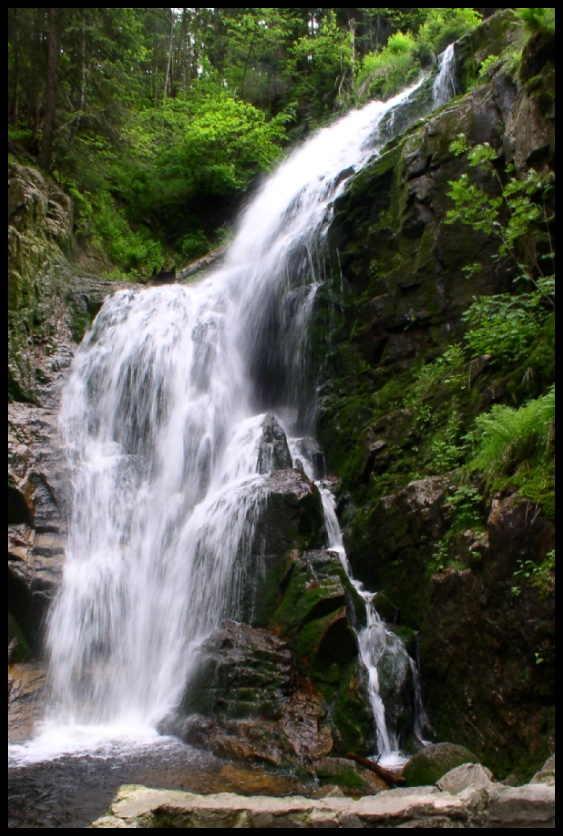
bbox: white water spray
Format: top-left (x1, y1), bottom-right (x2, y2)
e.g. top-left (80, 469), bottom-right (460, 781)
top-left (433, 43), bottom-right (457, 107)
top-left (13, 57), bottom-right (457, 763)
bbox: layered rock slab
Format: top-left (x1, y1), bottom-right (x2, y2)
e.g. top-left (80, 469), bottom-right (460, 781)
top-left (91, 777), bottom-right (555, 828)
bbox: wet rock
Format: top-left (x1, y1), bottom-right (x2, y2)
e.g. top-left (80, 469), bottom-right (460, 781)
top-left (316, 756), bottom-right (387, 793)
top-left (256, 414), bottom-right (292, 474)
top-left (293, 436), bottom-right (325, 479)
top-left (254, 468), bottom-right (327, 558)
top-left (8, 662), bottom-right (47, 743)
top-left (403, 743), bottom-right (479, 787)
top-left (174, 547), bottom-right (374, 766)
top-left (419, 490), bottom-right (554, 776)
top-left (173, 621), bottom-right (335, 768)
top-left (269, 550), bottom-right (374, 756)
top-left (346, 477), bottom-right (450, 628)
top-left (181, 621), bottom-right (297, 722)
top-left (8, 403), bottom-right (70, 652)
top-left (222, 469), bottom-right (328, 626)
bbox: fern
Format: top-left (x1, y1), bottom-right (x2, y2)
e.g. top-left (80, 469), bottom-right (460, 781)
top-left (466, 386), bottom-right (555, 481)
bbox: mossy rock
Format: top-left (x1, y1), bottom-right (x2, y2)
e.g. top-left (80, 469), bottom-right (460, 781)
top-left (403, 742), bottom-right (480, 787)
top-left (8, 609), bottom-right (32, 663)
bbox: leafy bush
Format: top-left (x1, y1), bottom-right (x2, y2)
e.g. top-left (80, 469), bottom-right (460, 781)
top-left (462, 294), bottom-right (548, 364)
top-left (417, 9), bottom-right (482, 55)
top-left (356, 31), bottom-right (418, 100)
top-left (414, 344), bottom-right (465, 394)
top-left (355, 9), bottom-right (481, 102)
top-left (478, 54), bottom-right (500, 77)
top-left (122, 93), bottom-right (288, 215)
top-left (466, 386), bottom-right (555, 482)
top-left (512, 550), bottom-right (555, 598)
top-left (447, 136), bottom-right (554, 367)
top-left (92, 196), bottom-right (165, 276)
top-left (516, 8), bottom-right (555, 32)
top-left (176, 231), bottom-right (211, 262)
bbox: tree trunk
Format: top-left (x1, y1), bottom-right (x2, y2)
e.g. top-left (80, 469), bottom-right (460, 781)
top-left (11, 9), bottom-right (20, 126)
top-left (38, 8), bottom-right (58, 170)
top-left (163, 9), bottom-right (175, 105)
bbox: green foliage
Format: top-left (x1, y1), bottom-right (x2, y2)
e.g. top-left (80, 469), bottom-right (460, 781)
top-left (428, 413), bottom-right (467, 475)
top-left (465, 386), bottom-right (555, 483)
top-left (446, 485), bottom-right (484, 532)
top-left (290, 10), bottom-right (354, 116)
top-left (429, 484), bottom-right (484, 573)
top-left (447, 136), bottom-right (554, 281)
top-left (462, 294), bottom-right (548, 364)
top-left (446, 136), bottom-right (555, 367)
top-left (516, 8), bottom-right (556, 32)
top-left (417, 9), bottom-right (482, 55)
top-left (512, 549), bottom-right (555, 598)
top-left (91, 196), bottom-right (165, 276)
top-left (123, 94), bottom-right (287, 211)
top-left (355, 9), bottom-right (481, 102)
top-left (478, 54), bottom-right (500, 76)
top-left (176, 231), bottom-right (211, 263)
top-left (356, 31), bottom-right (418, 101)
top-left (413, 345), bottom-right (465, 396)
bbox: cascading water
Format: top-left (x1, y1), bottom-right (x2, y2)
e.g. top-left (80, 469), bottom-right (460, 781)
top-left (433, 43), bottom-right (458, 106)
top-left (12, 50), bottom-right (457, 766)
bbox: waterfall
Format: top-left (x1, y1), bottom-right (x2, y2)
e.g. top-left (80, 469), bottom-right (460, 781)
top-left (32, 56), bottom-right (455, 759)
top-left (433, 43), bottom-right (457, 107)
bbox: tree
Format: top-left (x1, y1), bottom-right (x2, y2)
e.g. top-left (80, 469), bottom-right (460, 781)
top-left (38, 8), bottom-right (58, 170)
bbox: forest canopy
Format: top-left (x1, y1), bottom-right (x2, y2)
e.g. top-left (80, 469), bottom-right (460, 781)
top-left (8, 8), bottom-right (504, 276)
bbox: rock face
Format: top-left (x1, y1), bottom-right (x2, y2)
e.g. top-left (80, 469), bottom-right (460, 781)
top-left (313, 13), bottom-right (555, 778)
top-left (8, 403), bottom-right (68, 656)
top-left (256, 414), bottom-right (293, 474)
top-left (168, 507), bottom-right (376, 765)
top-left (8, 663), bottom-right (47, 744)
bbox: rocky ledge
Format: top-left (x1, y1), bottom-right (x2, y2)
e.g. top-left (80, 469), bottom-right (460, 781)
top-left (92, 757), bottom-right (555, 828)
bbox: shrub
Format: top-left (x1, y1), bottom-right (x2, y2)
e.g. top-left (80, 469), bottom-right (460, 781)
top-left (466, 386), bottom-right (555, 482)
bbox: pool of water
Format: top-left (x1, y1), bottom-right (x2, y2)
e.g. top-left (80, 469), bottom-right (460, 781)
top-left (8, 736), bottom-right (314, 828)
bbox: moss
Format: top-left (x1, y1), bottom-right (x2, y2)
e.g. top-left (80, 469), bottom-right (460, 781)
top-left (317, 765), bottom-right (367, 791)
top-left (403, 742), bottom-right (479, 787)
top-left (8, 610), bottom-right (32, 662)
top-left (70, 306), bottom-right (93, 344)
top-left (326, 669), bottom-right (375, 756)
top-left (492, 458), bottom-right (555, 520)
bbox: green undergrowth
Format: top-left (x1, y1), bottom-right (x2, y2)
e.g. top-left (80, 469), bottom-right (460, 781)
top-left (355, 9), bottom-right (483, 103)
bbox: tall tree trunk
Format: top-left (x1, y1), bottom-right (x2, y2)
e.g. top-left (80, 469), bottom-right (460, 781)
top-left (38, 8), bottom-right (58, 170)
top-left (179, 8), bottom-right (189, 94)
top-left (163, 9), bottom-right (175, 105)
top-left (11, 9), bottom-right (20, 126)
